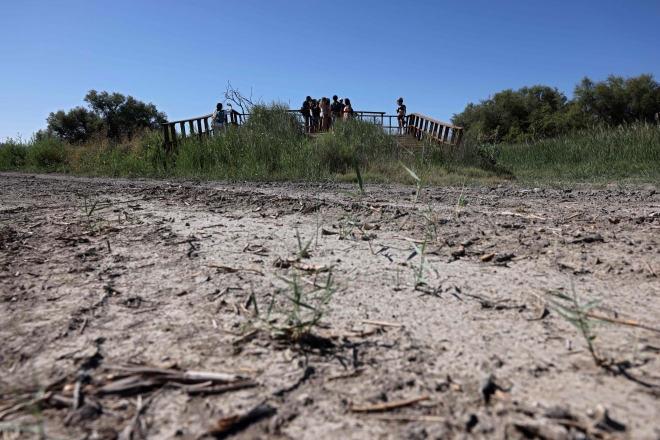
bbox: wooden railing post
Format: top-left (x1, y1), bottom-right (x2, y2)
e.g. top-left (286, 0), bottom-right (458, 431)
top-left (169, 123), bottom-right (176, 147)
top-left (180, 122), bottom-right (186, 139)
top-left (162, 123), bottom-right (170, 150)
top-left (197, 119), bottom-right (203, 141)
top-left (455, 129), bottom-right (463, 147)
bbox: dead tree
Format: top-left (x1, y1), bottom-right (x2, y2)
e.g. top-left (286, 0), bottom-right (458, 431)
top-left (223, 82), bottom-right (261, 115)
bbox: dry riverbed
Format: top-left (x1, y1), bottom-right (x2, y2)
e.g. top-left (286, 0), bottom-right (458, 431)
top-left (1, 173), bottom-right (660, 439)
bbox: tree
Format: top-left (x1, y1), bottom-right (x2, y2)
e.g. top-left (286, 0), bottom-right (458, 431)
top-left (45, 107), bottom-right (102, 144)
top-left (46, 90), bottom-right (167, 143)
top-left (451, 85), bottom-right (569, 144)
top-left (571, 74), bottom-right (660, 126)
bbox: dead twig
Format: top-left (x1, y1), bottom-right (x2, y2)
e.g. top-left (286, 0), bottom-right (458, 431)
top-left (208, 403), bottom-right (276, 436)
top-left (325, 369), bottom-right (365, 382)
top-left (118, 387), bottom-right (164, 440)
top-left (204, 264), bottom-right (264, 276)
top-left (362, 319), bottom-right (402, 328)
top-left (644, 260), bottom-right (657, 277)
top-left (351, 395), bottom-right (430, 412)
top-left (371, 414), bottom-right (447, 423)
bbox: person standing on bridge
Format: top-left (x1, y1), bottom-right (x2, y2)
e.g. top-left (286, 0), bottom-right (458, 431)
top-left (330, 95), bottom-right (342, 128)
top-left (320, 97), bottom-right (331, 132)
top-left (397, 97), bottom-right (407, 135)
top-left (212, 103), bottom-right (236, 133)
top-left (342, 98), bottom-right (354, 119)
top-left (300, 96), bottom-right (312, 133)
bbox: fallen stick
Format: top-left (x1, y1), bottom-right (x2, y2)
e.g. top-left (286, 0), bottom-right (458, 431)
top-left (204, 264), bottom-right (264, 276)
top-left (392, 235), bottom-right (425, 244)
top-left (585, 312), bottom-right (660, 333)
top-left (531, 290), bottom-right (660, 334)
top-left (351, 395), bottom-right (430, 412)
top-left (79, 317), bottom-right (88, 335)
top-left (325, 369), bottom-right (365, 382)
top-left (118, 388), bottom-right (164, 440)
top-left (565, 212), bottom-right (582, 220)
top-left (371, 414), bottom-right (447, 423)
top-left (644, 260), bottom-right (657, 277)
top-left (208, 403), bottom-right (276, 436)
top-left (184, 380), bottom-right (257, 395)
top-left (362, 319), bottom-right (402, 328)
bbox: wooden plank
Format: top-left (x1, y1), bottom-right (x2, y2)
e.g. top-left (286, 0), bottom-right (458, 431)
top-left (180, 122), bottom-right (186, 139)
top-left (408, 113), bottom-right (462, 130)
top-left (162, 123), bottom-right (170, 150)
top-left (443, 125), bottom-right (450, 143)
top-left (169, 123), bottom-right (177, 146)
top-left (167, 114), bottom-right (213, 125)
top-left (455, 129), bottom-right (464, 147)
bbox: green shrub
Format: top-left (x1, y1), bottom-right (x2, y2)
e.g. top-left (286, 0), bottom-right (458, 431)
top-left (25, 137), bottom-right (67, 170)
top-left (0, 140), bottom-right (27, 169)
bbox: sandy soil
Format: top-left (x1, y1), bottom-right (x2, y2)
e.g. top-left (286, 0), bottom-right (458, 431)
top-left (1, 172), bottom-right (660, 440)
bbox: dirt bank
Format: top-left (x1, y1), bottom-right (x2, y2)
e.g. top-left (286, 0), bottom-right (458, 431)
top-left (1, 173), bottom-right (659, 439)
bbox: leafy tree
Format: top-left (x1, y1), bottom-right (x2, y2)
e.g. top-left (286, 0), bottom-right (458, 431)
top-left (451, 85), bottom-right (569, 143)
top-left (45, 106), bottom-right (102, 144)
top-left (571, 74), bottom-right (660, 126)
top-left (452, 73), bottom-right (660, 145)
top-left (46, 90), bottom-right (167, 143)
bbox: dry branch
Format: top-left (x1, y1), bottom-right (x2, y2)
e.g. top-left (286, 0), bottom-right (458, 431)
top-left (351, 395), bottom-right (430, 412)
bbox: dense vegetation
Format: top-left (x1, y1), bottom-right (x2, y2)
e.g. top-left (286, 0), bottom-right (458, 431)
top-left (1, 75), bottom-right (659, 186)
top-left (452, 74), bottom-right (660, 144)
top-left (43, 90), bottom-right (167, 143)
top-left (2, 102), bottom-right (658, 186)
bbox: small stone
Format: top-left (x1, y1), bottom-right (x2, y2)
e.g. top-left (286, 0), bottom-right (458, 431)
top-left (465, 413), bottom-right (479, 432)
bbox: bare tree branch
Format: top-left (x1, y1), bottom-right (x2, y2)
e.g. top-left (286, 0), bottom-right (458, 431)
top-left (223, 82), bottom-right (262, 114)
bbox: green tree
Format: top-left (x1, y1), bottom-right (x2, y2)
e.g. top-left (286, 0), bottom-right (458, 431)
top-left (46, 90), bottom-right (167, 143)
top-left (570, 74), bottom-right (660, 126)
top-left (451, 85), bottom-right (568, 143)
top-left (45, 106), bottom-right (102, 144)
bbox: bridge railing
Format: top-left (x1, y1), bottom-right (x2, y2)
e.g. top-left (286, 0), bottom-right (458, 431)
top-left (161, 110), bottom-right (463, 149)
top-left (406, 113), bottom-right (463, 147)
top-left (161, 112), bottom-right (244, 150)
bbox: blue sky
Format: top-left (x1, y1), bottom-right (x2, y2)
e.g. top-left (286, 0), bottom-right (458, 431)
top-left (1, 0), bottom-right (659, 140)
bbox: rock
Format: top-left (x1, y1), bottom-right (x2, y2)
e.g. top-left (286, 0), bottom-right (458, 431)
top-left (478, 374), bottom-right (498, 404)
top-left (508, 420), bottom-right (569, 440)
top-left (544, 405), bottom-right (576, 420)
top-left (465, 413), bottom-right (479, 432)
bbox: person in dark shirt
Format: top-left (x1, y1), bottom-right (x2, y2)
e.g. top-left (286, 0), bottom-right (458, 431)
top-left (397, 97), bottom-right (407, 134)
top-left (300, 96), bottom-right (312, 132)
top-left (311, 99), bottom-right (321, 133)
top-left (330, 95), bottom-right (342, 128)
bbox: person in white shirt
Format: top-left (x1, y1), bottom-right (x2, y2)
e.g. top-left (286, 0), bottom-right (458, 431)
top-left (212, 103), bottom-right (236, 133)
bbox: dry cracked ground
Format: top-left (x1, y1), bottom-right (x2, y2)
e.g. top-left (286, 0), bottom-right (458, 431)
top-left (1, 172), bottom-right (660, 440)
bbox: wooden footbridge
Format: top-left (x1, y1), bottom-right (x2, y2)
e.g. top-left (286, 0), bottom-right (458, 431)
top-left (161, 110), bottom-right (463, 151)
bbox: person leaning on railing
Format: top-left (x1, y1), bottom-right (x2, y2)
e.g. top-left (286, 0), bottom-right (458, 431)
top-left (300, 96), bottom-right (312, 133)
top-left (212, 103), bottom-right (237, 133)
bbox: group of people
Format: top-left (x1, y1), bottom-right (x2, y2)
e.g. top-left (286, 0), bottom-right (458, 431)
top-left (300, 96), bottom-right (408, 134)
top-left (300, 95), bottom-right (354, 132)
top-left (212, 96), bottom-right (408, 134)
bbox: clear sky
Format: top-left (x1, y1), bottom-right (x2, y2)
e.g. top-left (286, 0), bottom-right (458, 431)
top-left (1, 0), bottom-right (659, 140)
